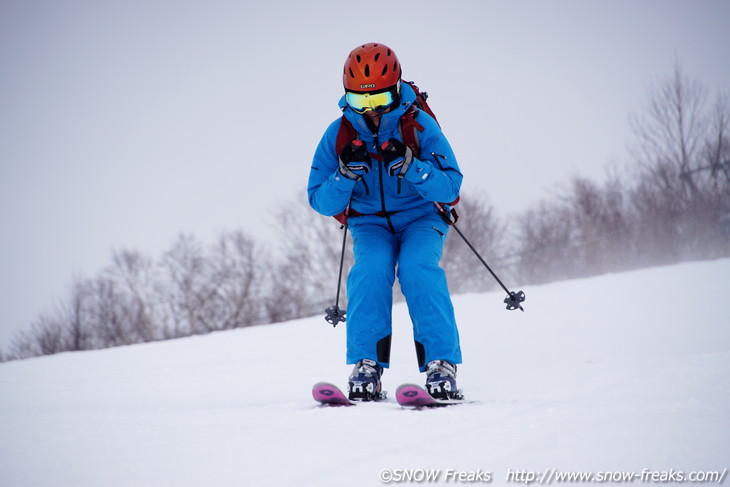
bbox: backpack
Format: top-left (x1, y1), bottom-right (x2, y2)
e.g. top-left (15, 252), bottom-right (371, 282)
top-left (333, 80), bottom-right (458, 225)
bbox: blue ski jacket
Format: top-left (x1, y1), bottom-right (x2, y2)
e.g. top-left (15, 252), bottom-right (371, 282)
top-left (308, 83), bottom-right (462, 230)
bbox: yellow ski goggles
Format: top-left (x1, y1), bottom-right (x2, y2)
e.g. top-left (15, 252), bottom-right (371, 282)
top-left (345, 85), bottom-right (399, 114)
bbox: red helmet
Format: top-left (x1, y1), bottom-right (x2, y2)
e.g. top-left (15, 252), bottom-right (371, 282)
top-left (343, 43), bottom-right (401, 92)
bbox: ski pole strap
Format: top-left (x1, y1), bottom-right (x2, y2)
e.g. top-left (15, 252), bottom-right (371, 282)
top-left (434, 202), bottom-right (459, 225)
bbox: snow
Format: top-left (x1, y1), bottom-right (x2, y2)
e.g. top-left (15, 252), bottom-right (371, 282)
top-left (1, 259), bottom-right (728, 486)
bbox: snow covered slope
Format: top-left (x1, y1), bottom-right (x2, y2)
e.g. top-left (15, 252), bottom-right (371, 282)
top-left (1, 259), bottom-right (728, 486)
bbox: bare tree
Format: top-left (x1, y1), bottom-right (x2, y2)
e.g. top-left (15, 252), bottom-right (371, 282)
top-left (7, 314), bottom-right (65, 359)
top-left (704, 94), bottom-right (730, 185)
top-left (629, 61), bottom-right (730, 262)
top-left (567, 175), bottom-right (636, 275)
top-left (90, 275), bottom-right (133, 348)
top-left (155, 230), bottom-right (266, 336)
top-left (514, 198), bottom-right (577, 284)
top-left (106, 249), bottom-right (159, 343)
top-left (64, 278), bottom-right (94, 351)
top-left (632, 62), bottom-right (707, 197)
top-left (159, 234), bottom-right (208, 337)
top-left (6, 277), bottom-right (98, 360)
top-left (203, 230), bottom-right (264, 330)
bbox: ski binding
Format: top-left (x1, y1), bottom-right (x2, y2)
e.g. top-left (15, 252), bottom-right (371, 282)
top-left (312, 381), bottom-right (389, 406)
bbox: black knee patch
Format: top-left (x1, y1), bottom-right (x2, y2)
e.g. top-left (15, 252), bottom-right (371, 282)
top-left (376, 334), bottom-right (392, 364)
top-left (414, 341), bottom-right (426, 369)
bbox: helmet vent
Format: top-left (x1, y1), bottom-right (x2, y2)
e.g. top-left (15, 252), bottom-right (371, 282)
top-left (356, 54), bottom-right (361, 63)
top-left (349, 68), bottom-right (354, 78)
top-left (381, 64), bottom-right (388, 76)
top-left (364, 64), bottom-right (370, 77)
top-left (374, 53), bottom-right (380, 62)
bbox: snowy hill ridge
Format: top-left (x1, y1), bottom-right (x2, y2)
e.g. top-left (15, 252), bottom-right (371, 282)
top-left (1, 259), bottom-right (729, 487)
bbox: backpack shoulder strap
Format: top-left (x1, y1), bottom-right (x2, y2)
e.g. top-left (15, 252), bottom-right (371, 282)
top-left (398, 80), bottom-right (440, 160)
top-left (335, 116), bottom-right (358, 155)
top-left (399, 108), bottom-right (424, 159)
top-left (402, 80), bottom-right (440, 127)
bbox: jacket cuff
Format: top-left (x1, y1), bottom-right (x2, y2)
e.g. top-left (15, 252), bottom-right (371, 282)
top-left (404, 159), bottom-right (433, 184)
top-left (330, 169), bottom-right (358, 190)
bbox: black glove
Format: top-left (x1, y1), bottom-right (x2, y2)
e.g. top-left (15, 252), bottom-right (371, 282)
top-left (338, 140), bottom-right (371, 181)
top-left (380, 138), bottom-right (413, 178)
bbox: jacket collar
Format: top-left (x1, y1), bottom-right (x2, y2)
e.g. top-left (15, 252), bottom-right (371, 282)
top-left (338, 82), bottom-right (416, 138)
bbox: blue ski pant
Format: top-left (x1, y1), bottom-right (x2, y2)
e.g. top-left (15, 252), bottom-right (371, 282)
top-left (346, 214), bottom-right (462, 372)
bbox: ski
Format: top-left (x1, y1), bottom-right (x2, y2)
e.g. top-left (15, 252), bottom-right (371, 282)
top-left (395, 383), bottom-right (473, 408)
top-left (312, 381), bottom-right (389, 406)
top-left (312, 382), bottom-right (355, 406)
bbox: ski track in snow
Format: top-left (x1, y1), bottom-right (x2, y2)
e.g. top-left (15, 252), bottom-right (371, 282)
top-left (1, 259), bottom-right (729, 486)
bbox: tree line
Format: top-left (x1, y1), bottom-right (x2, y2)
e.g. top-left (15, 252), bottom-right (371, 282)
top-left (3, 64), bottom-right (728, 361)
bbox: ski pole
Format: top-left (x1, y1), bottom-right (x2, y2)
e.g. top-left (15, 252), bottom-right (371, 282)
top-left (324, 220), bottom-right (348, 326)
top-left (435, 202), bottom-right (526, 311)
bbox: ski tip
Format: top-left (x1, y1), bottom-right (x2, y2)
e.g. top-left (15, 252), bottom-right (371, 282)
top-left (312, 381), bottom-right (355, 406)
top-left (312, 381), bottom-right (337, 391)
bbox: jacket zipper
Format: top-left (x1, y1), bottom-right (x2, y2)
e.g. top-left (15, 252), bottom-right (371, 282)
top-left (373, 133), bottom-right (396, 233)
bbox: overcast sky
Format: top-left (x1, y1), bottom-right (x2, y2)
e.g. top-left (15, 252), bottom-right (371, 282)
top-left (1, 0), bottom-right (729, 348)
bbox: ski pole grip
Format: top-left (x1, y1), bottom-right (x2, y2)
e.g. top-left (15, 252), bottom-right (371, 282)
top-left (434, 202), bottom-right (459, 225)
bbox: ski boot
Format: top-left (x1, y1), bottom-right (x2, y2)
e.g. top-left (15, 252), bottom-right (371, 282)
top-left (425, 360), bottom-right (463, 400)
top-left (347, 359), bottom-right (385, 401)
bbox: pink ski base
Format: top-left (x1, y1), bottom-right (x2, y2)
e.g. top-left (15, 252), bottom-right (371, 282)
top-left (396, 383), bottom-right (470, 407)
top-left (312, 382), bottom-right (354, 406)
top-left (396, 383), bottom-right (442, 407)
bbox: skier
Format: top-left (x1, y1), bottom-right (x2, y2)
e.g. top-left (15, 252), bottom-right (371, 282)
top-left (307, 43), bottom-right (464, 401)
